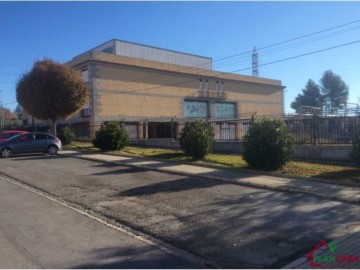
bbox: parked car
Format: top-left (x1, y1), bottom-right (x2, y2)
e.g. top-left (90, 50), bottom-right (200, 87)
top-left (0, 130), bottom-right (28, 142)
top-left (0, 132), bottom-right (62, 158)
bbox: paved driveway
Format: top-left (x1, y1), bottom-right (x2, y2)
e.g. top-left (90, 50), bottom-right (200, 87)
top-left (1, 154), bottom-right (359, 268)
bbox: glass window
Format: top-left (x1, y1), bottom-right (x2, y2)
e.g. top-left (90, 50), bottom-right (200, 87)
top-left (215, 102), bottom-right (236, 118)
top-left (183, 100), bottom-right (208, 118)
top-left (35, 134), bottom-right (48, 140)
top-left (102, 47), bottom-right (114, 54)
top-left (3, 133), bottom-right (15, 139)
top-left (82, 69), bottom-right (89, 83)
top-left (18, 134), bottom-right (33, 142)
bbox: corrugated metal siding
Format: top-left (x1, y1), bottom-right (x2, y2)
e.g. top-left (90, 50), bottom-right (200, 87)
top-left (114, 40), bottom-right (212, 69)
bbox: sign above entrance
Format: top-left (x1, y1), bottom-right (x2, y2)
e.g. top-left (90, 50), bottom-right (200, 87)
top-left (184, 101), bottom-right (208, 118)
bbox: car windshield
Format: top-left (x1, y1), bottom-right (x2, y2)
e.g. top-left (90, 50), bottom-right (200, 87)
top-left (3, 133), bottom-right (19, 140)
top-left (4, 134), bottom-right (23, 142)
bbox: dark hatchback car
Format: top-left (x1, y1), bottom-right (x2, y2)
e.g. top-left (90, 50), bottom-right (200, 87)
top-left (0, 132), bottom-right (62, 158)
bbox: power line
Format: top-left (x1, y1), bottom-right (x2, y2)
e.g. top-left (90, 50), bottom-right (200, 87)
top-left (90, 19), bottom-right (360, 90)
top-left (233, 39), bottom-right (360, 73)
top-left (213, 25), bottom-right (360, 70)
top-left (89, 38), bottom-right (360, 98)
top-left (3, 19), bottom-right (360, 89)
top-left (3, 19), bottom-right (360, 108)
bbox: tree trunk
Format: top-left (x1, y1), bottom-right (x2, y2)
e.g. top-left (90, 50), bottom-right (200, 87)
top-left (51, 120), bottom-right (57, 136)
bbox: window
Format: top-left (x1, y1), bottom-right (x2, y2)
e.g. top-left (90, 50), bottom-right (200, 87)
top-left (81, 108), bottom-right (90, 117)
top-left (18, 134), bottom-right (33, 142)
top-left (82, 69), bottom-right (89, 83)
top-left (35, 134), bottom-right (48, 140)
top-left (3, 133), bottom-right (15, 139)
top-left (215, 102), bottom-right (236, 118)
top-left (102, 47), bottom-right (114, 54)
top-left (184, 100), bottom-right (208, 118)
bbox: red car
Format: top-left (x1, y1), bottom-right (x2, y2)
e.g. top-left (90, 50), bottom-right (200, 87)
top-left (0, 130), bottom-right (28, 142)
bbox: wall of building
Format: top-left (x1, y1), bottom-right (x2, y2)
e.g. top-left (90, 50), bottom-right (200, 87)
top-left (23, 45), bottom-right (284, 138)
top-left (90, 52), bottom-right (284, 122)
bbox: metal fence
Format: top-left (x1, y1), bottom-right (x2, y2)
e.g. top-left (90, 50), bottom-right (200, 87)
top-left (285, 115), bottom-right (360, 145)
top-left (15, 113), bottom-right (359, 145)
top-left (117, 115), bottom-right (359, 145)
top-left (207, 114), bottom-right (360, 145)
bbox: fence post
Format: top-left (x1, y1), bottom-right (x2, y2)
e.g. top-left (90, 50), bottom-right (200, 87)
top-left (235, 122), bottom-right (240, 141)
top-left (312, 114), bottom-right (319, 145)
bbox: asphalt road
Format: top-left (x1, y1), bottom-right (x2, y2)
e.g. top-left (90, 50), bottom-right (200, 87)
top-left (0, 165), bottom-right (197, 268)
top-left (1, 153), bottom-right (359, 268)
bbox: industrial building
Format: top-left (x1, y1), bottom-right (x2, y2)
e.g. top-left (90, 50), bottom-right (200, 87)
top-left (24, 39), bottom-right (285, 140)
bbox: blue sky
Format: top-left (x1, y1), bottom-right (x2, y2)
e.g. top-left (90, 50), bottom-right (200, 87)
top-left (1, 1), bottom-right (360, 113)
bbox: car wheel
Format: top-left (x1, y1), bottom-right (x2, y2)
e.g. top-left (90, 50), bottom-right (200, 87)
top-left (1, 148), bottom-right (13, 158)
top-left (47, 145), bottom-right (58, 155)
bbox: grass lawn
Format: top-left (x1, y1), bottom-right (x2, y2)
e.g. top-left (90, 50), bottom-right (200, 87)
top-left (67, 141), bottom-right (360, 184)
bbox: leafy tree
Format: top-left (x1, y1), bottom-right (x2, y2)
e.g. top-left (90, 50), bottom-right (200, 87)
top-left (243, 118), bottom-right (294, 170)
top-left (14, 104), bottom-right (24, 120)
top-left (93, 121), bottom-right (129, 151)
top-left (179, 121), bottom-right (215, 159)
top-left (291, 79), bottom-right (324, 113)
top-left (320, 70), bottom-right (349, 109)
top-left (16, 59), bottom-right (88, 135)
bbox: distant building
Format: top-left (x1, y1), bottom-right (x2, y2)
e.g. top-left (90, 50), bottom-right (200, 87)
top-left (23, 39), bottom-right (285, 139)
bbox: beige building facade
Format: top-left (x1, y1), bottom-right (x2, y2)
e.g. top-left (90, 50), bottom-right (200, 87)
top-left (25, 39), bottom-right (285, 140)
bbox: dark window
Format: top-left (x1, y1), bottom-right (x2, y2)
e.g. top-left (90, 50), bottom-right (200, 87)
top-left (3, 133), bottom-right (15, 139)
top-left (19, 134), bottom-right (33, 141)
top-left (148, 123), bottom-right (173, 138)
top-left (35, 134), bottom-right (48, 140)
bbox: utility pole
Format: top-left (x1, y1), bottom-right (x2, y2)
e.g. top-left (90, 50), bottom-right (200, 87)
top-left (252, 46), bottom-right (259, 77)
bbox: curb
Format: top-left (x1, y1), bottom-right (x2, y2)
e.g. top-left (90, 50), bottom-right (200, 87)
top-left (62, 151), bottom-right (360, 204)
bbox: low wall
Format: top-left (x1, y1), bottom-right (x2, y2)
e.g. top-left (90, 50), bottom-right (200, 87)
top-left (293, 145), bottom-right (352, 162)
top-left (129, 139), bottom-right (353, 162)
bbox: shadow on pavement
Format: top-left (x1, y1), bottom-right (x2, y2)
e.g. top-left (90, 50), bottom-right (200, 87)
top-left (69, 246), bottom-right (198, 269)
top-left (118, 177), bottom-right (232, 196)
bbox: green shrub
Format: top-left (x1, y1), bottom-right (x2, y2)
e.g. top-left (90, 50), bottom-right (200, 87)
top-left (350, 131), bottom-right (360, 165)
top-left (58, 126), bottom-right (76, 145)
top-left (243, 118), bottom-right (294, 170)
top-left (179, 121), bottom-right (215, 159)
top-left (93, 121), bottom-right (129, 151)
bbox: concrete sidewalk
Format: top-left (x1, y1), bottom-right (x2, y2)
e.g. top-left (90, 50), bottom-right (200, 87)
top-left (60, 150), bottom-right (360, 204)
